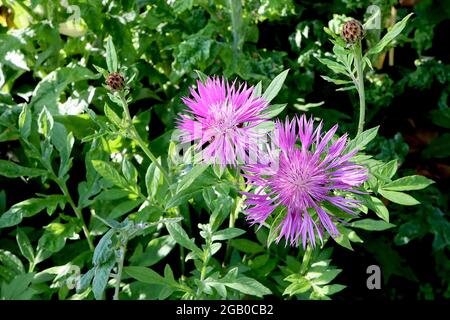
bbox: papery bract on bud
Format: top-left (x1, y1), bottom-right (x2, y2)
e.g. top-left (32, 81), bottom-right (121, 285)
top-left (242, 115), bottom-right (368, 248)
top-left (177, 77), bottom-right (271, 167)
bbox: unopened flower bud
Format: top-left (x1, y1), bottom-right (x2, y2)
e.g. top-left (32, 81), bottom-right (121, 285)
top-left (341, 19), bottom-right (364, 44)
top-left (106, 72), bottom-right (125, 91)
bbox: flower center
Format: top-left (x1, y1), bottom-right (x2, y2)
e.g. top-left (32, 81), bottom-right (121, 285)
top-left (270, 151), bottom-right (326, 209)
top-left (209, 102), bottom-right (240, 134)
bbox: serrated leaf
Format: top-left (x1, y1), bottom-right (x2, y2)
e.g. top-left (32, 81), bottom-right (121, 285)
top-left (0, 160), bottom-right (46, 178)
top-left (165, 222), bottom-right (203, 257)
top-left (91, 160), bottom-right (128, 190)
top-left (0, 196), bottom-right (66, 229)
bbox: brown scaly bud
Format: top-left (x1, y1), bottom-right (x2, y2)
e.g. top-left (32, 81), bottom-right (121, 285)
top-left (106, 72), bottom-right (125, 91)
top-left (341, 19), bottom-right (364, 44)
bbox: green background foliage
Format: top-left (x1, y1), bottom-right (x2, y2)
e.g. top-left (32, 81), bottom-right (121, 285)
top-left (0, 0), bottom-right (449, 300)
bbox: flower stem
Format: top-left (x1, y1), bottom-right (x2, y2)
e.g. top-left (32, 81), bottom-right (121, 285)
top-left (300, 245), bottom-right (313, 275)
top-left (354, 40), bottom-right (366, 136)
top-left (118, 93), bottom-right (172, 186)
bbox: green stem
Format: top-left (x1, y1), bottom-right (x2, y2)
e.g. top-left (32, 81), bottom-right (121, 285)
top-left (118, 93), bottom-right (172, 186)
top-left (354, 41), bottom-right (366, 136)
top-left (113, 242), bottom-right (127, 300)
top-left (56, 178), bottom-right (95, 252)
top-left (117, 92), bottom-right (187, 276)
top-left (300, 245), bottom-right (313, 275)
top-left (224, 195), bottom-right (243, 263)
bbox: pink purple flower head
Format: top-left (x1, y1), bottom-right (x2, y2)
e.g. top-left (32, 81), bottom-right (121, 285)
top-left (242, 115), bottom-right (368, 248)
top-left (177, 77), bottom-right (270, 167)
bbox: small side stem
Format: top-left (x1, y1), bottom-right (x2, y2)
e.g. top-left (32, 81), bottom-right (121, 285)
top-left (56, 178), bottom-right (95, 252)
top-left (114, 242), bottom-right (127, 300)
top-left (354, 41), bottom-right (366, 136)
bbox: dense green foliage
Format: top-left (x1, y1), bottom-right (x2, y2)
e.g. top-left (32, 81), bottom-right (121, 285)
top-left (0, 0), bottom-right (449, 300)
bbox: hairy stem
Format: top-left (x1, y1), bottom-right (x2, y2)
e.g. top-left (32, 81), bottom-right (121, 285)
top-left (354, 41), bottom-right (366, 136)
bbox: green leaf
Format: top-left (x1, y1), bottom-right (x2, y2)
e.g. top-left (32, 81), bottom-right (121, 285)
top-left (176, 165), bottom-right (208, 193)
top-left (91, 160), bottom-right (129, 190)
top-left (0, 160), bottom-right (46, 178)
top-left (254, 81), bottom-right (262, 97)
top-left (130, 235), bottom-right (176, 267)
top-left (16, 228), bottom-right (34, 264)
top-left (93, 229), bottom-right (114, 266)
top-left (377, 159), bottom-right (398, 180)
top-left (363, 195), bottom-right (390, 222)
top-left (145, 159), bottom-right (163, 200)
top-left (1, 273), bottom-right (36, 300)
top-left (0, 196), bottom-right (66, 229)
top-left (92, 260), bottom-right (115, 300)
top-left (104, 103), bottom-right (122, 128)
top-left (423, 133), bottom-right (450, 159)
top-left (317, 58), bottom-right (348, 75)
top-left (194, 70), bottom-right (208, 83)
top-left (18, 105), bottom-right (31, 139)
top-left (383, 175), bottom-right (434, 191)
top-left (320, 75), bottom-right (353, 85)
top-left (224, 276), bottom-right (271, 297)
top-left (124, 266), bottom-right (168, 286)
top-left (350, 219), bottom-right (396, 231)
top-left (105, 36), bottom-right (118, 73)
top-left (368, 13), bottom-right (414, 55)
top-left (230, 239), bottom-right (264, 254)
top-left (165, 222), bottom-right (203, 257)
top-left (379, 189), bottom-right (420, 206)
top-left (430, 108), bottom-right (450, 129)
top-left (29, 66), bottom-right (97, 115)
top-left (212, 228), bottom-right (246, 241)
top-left (38, 107), bottom-right (54, 137)
top-left (334, 226), bottom-right (362, 251)
top-left (171, 0), bottom-right (194, 14)
top-left (261, 103), bottom-right (287, 119)
top-left (0, 249), bottom-right (25, 276)
top-left (262, 69), bottom-right (289, 103)
top-left (345, 126), bottom-right (379, 152)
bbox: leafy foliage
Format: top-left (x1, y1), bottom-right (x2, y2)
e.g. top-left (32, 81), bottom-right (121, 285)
top-left (0, 0), bottom-right (448, 301)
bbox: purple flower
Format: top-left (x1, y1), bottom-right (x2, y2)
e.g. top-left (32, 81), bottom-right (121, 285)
top-left (177, 77), bottom-right (270, 166)
top-left (242, 115), bottom-right (368, 248)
